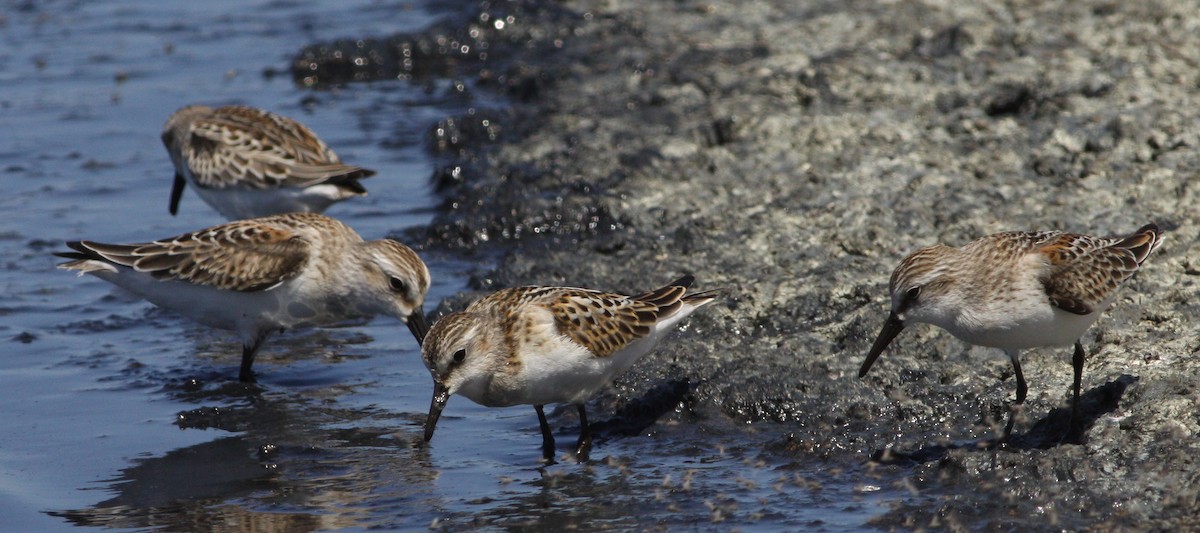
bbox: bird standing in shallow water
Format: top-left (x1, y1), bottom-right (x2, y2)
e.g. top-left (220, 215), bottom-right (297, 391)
top-left (859, 223), bottom-right (1164, 442)
top-left (56, 212), bottom-right (429, 382)
top-left (421, 275), bottom-right (716, 462)
top-left (162, 105), bottom-right (375, 219)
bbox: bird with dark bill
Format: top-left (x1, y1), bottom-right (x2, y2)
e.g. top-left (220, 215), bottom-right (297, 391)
top-left (56, 213), bottom-right (429, 382)
top-left (421, 275), bottom-right (716, 462)
top-left (162, 104), bottom-right (375, 220)
top-left (860, 223), bottom-right (1163, 442)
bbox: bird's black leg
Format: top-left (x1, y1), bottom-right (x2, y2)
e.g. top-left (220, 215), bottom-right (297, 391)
top-left (535, 404), bottom-right (556, 461)
top-left (238, 332), bottom-right (268, 383)
top-left (1002, 350), bottom-right (1027, 442)
top-left (574, 404), bottom-right (592, 461)
top-left (1069, 340), bottom-right (1086, 438)
top-left (168, 173), bottom-right (186, 216)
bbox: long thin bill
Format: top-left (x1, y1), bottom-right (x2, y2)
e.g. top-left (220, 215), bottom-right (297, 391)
top-left (168, 173), bottom-right (186, 216)
top-left (859, 312), bottom-right (905, 378)
top-left (407, 309), bottom-right (429, 346)
top-left (423, 381), bottom-right (449, 442)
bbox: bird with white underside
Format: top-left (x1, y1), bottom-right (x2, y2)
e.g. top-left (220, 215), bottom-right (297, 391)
top-left (162, 104), bottom-right (375, 220)
top-left (56, 212), bottom-right (429, 382)
top-left (859, 223), bottom-right (1164, 442)
top-left (421, 275), bottom-right (717, 461)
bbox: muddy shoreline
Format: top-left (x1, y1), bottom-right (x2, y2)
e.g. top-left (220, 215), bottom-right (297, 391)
top-left (297, 0), bottom-right (1200, 528)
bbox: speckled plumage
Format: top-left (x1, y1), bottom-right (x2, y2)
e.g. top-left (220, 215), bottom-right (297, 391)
top-left (422, 275), bottom-right (716, 461)
top-left (56, 213), bottom-right (429, 382)
top-left (891, 228), bottom-right (1158, 320)
top-left (162, 105), bottom-right (374, 219)
top-left (861, 223), bottom-right (1164, 442)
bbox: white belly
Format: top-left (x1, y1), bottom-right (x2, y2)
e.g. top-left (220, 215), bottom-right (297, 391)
top-left (474, 318), bottom-right (691, 407)
top-left (943, 306), bottom-right (1100, 350)
top-left (478, 341), bottom-right (611, 407)
top-left (193, 183), bottom-right (349, 219)
top-left (85, 268), bottom-right (358, 337)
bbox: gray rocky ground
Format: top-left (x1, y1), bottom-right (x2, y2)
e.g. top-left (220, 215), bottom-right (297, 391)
top-left (296, 0), bottom-right (1200, 528)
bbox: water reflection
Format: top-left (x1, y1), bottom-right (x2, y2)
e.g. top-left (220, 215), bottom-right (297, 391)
top-left (53, 385), bottom-right (441, 530)
top-left (47, 362), bottom-right (887, 531)
top-left (411, 414), bottom-right (888, 531)
top-left (51, 437), bottom-right (277, 529)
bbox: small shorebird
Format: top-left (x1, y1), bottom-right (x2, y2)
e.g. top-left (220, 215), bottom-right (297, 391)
top-left (162, 105), bottom-right (375, 219)
top-left (859, 223), bottom-right (1163, 441)
top-left (56, 213), bottom-right (429, 382)
top-left (421, 275), bottom-right (717, 461)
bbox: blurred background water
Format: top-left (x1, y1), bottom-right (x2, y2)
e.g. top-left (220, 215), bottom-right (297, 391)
top-left (0, 1), bottom-right (893, 530)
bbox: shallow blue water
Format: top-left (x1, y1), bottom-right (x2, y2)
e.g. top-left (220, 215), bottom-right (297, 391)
top-left (0, 1), bottom-right (458, 529)
top-left (0, 1), bottom-right (893, 530)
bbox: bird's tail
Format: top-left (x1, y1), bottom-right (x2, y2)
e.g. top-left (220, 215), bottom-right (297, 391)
top-left (1114, 223), bottom-right (1165, 267)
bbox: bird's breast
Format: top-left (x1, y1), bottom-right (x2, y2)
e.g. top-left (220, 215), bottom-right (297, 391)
top-left (944, 305), bottom-right (1100, 350)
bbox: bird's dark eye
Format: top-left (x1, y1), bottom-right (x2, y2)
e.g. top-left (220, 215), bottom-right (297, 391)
top-left (898, 286), bottom-right (921, 313)
top-left (452, 349), bottom-right (466, 364)
top-left (389, 276), bottom-right (407, 293)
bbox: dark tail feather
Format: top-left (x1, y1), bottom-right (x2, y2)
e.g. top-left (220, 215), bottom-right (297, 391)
top-left (683, 288), bottom-right (721, 304)
top-left (1115, 223), bottom-right (1164, 266)
top-left (54, 251), bottom-right (92, 261)
top-left (639, 276), bottom-right (719, 317)
top-left (56, 241), bottom-right (100, 260)
top-left (75, 241), bottom-right (143, 257)
top-left (664, 274), bottom-right (695, 288)
top-left (635, 275), bottom-right (694, 307)
top-left (329, 167), bottom-right (375, 194)
top-left (55, 241), bottom-right (145, 267)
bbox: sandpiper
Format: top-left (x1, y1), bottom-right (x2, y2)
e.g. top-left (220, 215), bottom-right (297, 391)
top-left (421, 275), bottom-right (717, 461)
top-left (162, 105), bottom-right (375, 219)
top-left (860, 223), bottom-right (1163, 441)
top-left (56, 213), bottom-right (429, 382)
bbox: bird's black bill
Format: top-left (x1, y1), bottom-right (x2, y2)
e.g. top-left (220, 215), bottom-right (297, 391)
top-left (859, 312), bottom-right (905, 378)
top-left (423, 380), bottom-right (449, 442)
top-left (407, 309), bottom-right (429, 346)
top-left (168, 173), bottom-right (186, 216)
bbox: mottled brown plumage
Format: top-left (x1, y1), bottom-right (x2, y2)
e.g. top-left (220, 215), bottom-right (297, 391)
top-left (863, 223), bottom-right (1164, 443)
top-left (163, 105), bottom-right (372, 189)
top-left (62, 216), bottom-right (312, 292)
top-left (889, 225), bottom-right (1161, 316)
top-left (162, 105), bottom-right (374, 218)
top-left (56, 213), bottom-right (430, 382)
top-left (1039, 228), bottom-right (1159, 315)
top-left (421, 275), bottom-right (717, 461)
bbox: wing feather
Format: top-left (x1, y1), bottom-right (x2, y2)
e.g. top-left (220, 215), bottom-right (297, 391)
top-left (185, 106), bottom-right (373, 190)
top-left (544, 277), bottom-right (697, 357)
top-left (65, 218), bottom-right (311, 292)
top-left (1038, 224), bottom-right (1163, 315)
